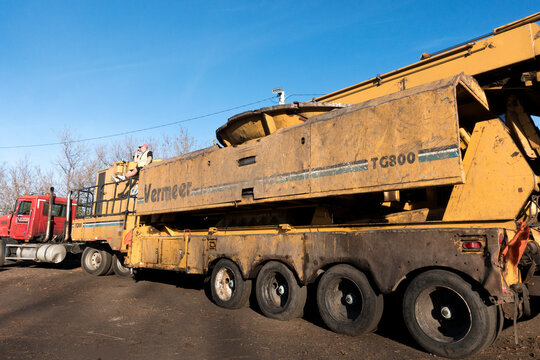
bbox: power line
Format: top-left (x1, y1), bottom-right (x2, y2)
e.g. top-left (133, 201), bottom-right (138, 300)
top-left (269, 93), bottom-right (325, 104)
top-left (286, 93), bottom-right (325, 98)
top-left (0, 96), bottom-right (276, 149)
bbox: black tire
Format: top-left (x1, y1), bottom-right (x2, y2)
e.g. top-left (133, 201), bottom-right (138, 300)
top-left (402, 270), bottom-right (498, 359)
top-left (105, 260), bottom-right (115, 275)
top-left (112, 254), bottom-right (132, 278)
top-left (0, 238), bottom-right (6, 267)
top-left (317, 264), bottom-right (384, 335)
top-left (489, 305), bottom-right (504, 346)
top-left (81, 247), bottom-right (113, 276)
top-left (255, 261), bottom-right (307, 320)
top-left (210, 259), bottom-right (252, 309)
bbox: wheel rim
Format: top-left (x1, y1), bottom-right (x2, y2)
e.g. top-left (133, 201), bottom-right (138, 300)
top-left (214, 267), bottom-right (236, 301)
top-left (262, 271), bottom-right (289, 309)
top-left (414, 285), bottom-right (472, 343)
top-left (325, 277), bottom-right (363, 322)
top-left (85, 249), bottom-right (102, 271)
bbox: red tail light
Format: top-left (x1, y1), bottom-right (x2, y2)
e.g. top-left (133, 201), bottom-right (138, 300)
top-left (462, 241), bottom-right (482, 250)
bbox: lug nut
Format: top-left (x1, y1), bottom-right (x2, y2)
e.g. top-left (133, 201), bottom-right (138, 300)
top-left (441, 306), bottom-right (452, 320)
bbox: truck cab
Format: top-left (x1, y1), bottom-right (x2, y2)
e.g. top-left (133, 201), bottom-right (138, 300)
top-left (0, 194), bottom-right (76, 242)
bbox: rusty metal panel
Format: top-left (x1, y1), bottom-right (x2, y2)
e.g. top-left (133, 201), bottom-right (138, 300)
top-left (310, 83), bottom-right (463, 194)
top-left (195, 226), bottom-right (505, 300)
top-left (443, 120), bottom-right (536, 221)
top-left (125, 231), bottom-right (143, 267)
top-left (186, 235), bottom-right (205, 274)
top-left (216, 102), bottom-right (346, 146)
top-left (96, 166), bottom-right (135, 216)
top-left (141, 238), bottom-right (159, 264)
top-left (160, 237), bottom-right (185, 267)
top-left (203, 232), bottom-right (306, 279)
top-left (136, 75), bottom-right (488, 216)
top-left (138, 146), bottom-right (241, 213)
top-left (302, 228), bottom-right (505, 298)
top-left (253, 125), bottom-right (310, 199)
top-left (71, 215), bottom-right (125, 244)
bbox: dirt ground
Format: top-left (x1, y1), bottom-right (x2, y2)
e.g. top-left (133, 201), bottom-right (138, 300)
top-left (0, 259), bottom-right (538, 360)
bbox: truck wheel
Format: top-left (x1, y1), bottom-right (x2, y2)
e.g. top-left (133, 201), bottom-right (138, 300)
top-left (489, 305), bottom-right (504, 346)
top-left (81, 247), bottom-right (113, 276)
top-left (255, 261), bottom-right (307, 320)
top-left (317, 264), bottom-right (383, 335)
top-left (112, 254), bottom-right (131, 278)
top-left (210, 259), bottom-right (252, 309)
top-left (402, 270), bottom-right (498, 358)
top-left (0, 237), bottom-right (6, 267)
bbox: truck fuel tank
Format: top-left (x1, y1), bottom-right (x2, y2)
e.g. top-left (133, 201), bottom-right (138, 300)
top-left (1, 243), bottom-right (77, 264)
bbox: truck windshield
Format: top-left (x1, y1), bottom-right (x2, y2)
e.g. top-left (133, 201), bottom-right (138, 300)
top-left (17, 201), bottom-right (32, 215)
top-left (42, 203), bottom-right (67, 218)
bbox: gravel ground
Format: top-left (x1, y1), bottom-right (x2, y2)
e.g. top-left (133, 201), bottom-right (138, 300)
top-left (0, 260), bottom-right (538, 360)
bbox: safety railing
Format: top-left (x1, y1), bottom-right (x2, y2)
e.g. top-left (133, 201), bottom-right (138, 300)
top-left (75, 177), bottom-right (138, 219)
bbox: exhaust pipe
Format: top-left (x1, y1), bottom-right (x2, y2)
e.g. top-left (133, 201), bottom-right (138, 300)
top-left (45, 187), bottom-right (55, 242)
top-left (64, 191), bottom-right (72, 241)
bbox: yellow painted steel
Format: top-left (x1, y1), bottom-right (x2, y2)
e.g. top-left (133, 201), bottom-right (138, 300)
top-left (443, 120), bottom-right (537, 221)
top-left (71, 214), bottom-right (133, 250)
top-left (114, 160), bottom-right (137, 175)
top-left (216, 103), bottom-right (348, 146)
top-left (125, 219), bottom-right (520, 277)
top-left (71, 161), bottom-right (138, 249)
top-left (315, 19), bottom-right (540, 105)
top-left (125, 224), bottom-right (189, 270)
top-left (506, 96), bottom-right (540, 159)
top-left (99, 15), bottom-right (540, 307)
top-left (136, 75), bottom-right (489, 216)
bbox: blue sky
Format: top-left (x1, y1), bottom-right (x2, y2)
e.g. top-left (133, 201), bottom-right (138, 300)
top-left (0, 1), bottom-right (539, 170)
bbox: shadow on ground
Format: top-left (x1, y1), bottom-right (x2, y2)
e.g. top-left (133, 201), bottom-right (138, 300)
top-left (130, 268), bottom-right (423, 351)
top-left (133, 268), bottom-right (206, 290)
top-left (2, 253), bottom-right (81, 270)
top-left (128, 268), bottom-right (540, 355)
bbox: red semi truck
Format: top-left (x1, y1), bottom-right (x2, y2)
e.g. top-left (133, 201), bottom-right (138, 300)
top-left (0, 188), bottom-right (80, 265)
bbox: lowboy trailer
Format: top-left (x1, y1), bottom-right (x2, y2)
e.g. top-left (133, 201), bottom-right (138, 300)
top-left (71, 13), bottom-right (540, 358)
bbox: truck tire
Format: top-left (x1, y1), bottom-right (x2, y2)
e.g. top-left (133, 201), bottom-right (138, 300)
top-left (210, 259), bottom-right (252, 309)
top-left (112, 254), bottom-right (131, 278)
top-left (489, 305), bottom-right (504, 346)
top-left (81, 247), bottom-right (113, 276)
top-left (317, 264), bottom-right (384, 335)
top-left (255, 261), bottom-right (307, 320)
top-left (0, 237), bottom-right (6, 267)
top-left (402, 270), bottom-right (498, 359)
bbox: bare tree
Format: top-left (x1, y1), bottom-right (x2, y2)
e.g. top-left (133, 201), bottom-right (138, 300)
top-left (94, 126), bottom-right (198, 167)
top-left (0, 125), bottom-right (201, 215)
top-left (55, 128), bottom-right (100, 195)
top-left (146, 126), bottom-right (198, 160)
top-left (94, 136), bottom-right (139, 167)
top-left (0, 158), bottom-right (53, 215)
top-left (0, 162), bottom-right (8, 214)
top-left (156, 126), bottom-right (198, 159)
